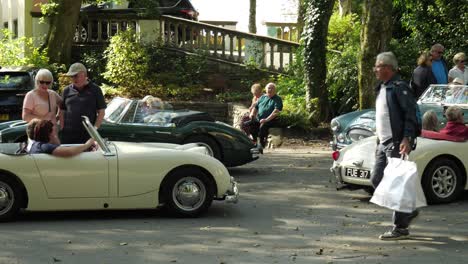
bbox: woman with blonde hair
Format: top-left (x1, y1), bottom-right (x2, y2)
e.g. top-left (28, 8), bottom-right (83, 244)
top-left (411, 51), bottom-right (436, 98)
top-left (422, 110), bottom-right (438, 132)
top-left (448, 52), bottom-right (468, 84)
top-left (22, 69), bottom-right (62, 142)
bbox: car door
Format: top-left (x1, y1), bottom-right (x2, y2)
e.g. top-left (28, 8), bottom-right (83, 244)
top-left (32, 150), bottom-right (109, 198)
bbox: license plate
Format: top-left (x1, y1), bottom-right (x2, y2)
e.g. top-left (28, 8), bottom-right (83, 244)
top-left (345, 167), bottom-right (370, 178)
top-left (0, 114), bottom-right (9, 121)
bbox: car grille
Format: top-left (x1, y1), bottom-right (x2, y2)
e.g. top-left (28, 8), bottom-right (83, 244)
top-left (347, 128), bottom-right (374, 142)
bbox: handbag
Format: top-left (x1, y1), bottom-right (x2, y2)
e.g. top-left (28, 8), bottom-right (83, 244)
top-left (370, 155), bottom-right (427, 213)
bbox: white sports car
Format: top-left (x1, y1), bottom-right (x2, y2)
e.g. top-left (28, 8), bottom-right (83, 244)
top-left (330, 134), bottom-right (468, 204)
top-left (0, 117), bottom-right (238, 221)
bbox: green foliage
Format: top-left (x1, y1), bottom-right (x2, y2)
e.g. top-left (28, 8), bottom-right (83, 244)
top-left (100, 83), bottom-right (124, 99)
top-left (147, 46), bottom-right (209, 88)
top-left (81, 49), bottom-right (107, 84)
top-left (275, 48), bottom-right (319, 130)
top-left (216, 91), bottom-right (252, 103)
top-left (103, 30), bottom-right (151, 96)
top-left (0, 29), bottom-right (49, 67)
top-left (393, 0), bottom-right (468, 59)
top-left (326, 12), bottom-right (360, 116)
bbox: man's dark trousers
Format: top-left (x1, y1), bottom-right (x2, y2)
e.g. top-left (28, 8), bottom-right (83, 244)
top-left (250, 118), bottom-right (280, 147)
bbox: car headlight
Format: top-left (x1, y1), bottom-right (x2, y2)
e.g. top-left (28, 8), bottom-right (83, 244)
top-left (337, 133), bottom-right (345, 143)
top-left (330, 119), bottom-right (341, 132)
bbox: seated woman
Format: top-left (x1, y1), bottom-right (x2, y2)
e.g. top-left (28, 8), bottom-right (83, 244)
top-left (27, 119), bottom-right (96, 157)
top-left (422, 110), bottom-right (439, 132)
top-left (439, 106), bottom-right (468, 140)
top-left (240, 83), bottom-right (264, 141)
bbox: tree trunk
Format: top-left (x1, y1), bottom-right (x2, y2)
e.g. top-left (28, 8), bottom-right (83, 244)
top-left (303, 0), bottom-right (335, 122)
top-left (358, 0), bottom-right (393, 109)
top-left (339, 0), bottom-right (351, 17)
top-left (44, 0), bottom-right (82, 65)
top-left (296, 0), bottom-right (306, 37)
top-left (248, 0), bottom-right (257, 34)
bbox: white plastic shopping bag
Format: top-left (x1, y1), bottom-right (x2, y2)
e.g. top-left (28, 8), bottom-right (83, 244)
top-left (370, 155), bottom-right (427, 213)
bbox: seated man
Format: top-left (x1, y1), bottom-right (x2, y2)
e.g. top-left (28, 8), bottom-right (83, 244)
top-left (439, 106), bottom-right (468, 140)
top-left (248, 82), bottom-right (283, 150)
top-left (27, 119), bottom-right (96, 157)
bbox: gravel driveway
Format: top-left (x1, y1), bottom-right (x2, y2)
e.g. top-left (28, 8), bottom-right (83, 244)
top-left (0, 143), bottom-right (467, 264)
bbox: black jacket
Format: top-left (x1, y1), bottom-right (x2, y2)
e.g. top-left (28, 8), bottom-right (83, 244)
top-left (375, 74), bottom-right (418, 145)
top-left (411, 65), bottom-right (436, 98)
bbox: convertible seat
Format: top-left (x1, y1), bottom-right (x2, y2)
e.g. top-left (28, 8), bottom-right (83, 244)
top-left (171, 110), bottom-right (215, 127)
top-left (0, 142), bottom-right (28, 155)
top-left (421, 129), bottom-right (465, 142)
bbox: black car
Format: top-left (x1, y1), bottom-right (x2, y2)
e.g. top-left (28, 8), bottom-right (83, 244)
top-left (0, 67), bottom-right (36, 122)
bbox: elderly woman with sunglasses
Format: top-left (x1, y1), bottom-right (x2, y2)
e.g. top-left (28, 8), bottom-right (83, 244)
top-left (27, 119), bottom-right (96, 157)
top-left (22, 69), bottom-right (62, 142)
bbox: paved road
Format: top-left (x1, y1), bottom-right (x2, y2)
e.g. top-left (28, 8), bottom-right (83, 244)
top-left (0, 146), bottom-right (467, 264)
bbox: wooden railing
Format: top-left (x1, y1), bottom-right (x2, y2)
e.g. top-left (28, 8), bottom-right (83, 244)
top-left (74, 10), bottom-right (141, 43)
top-left (74, 11), bottom-right (300, 72)
top-left (160, 15), bottom-right (300, 72)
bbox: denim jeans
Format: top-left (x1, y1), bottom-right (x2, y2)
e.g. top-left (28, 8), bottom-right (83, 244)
top-left (371, 140), bottom-right (415, 229)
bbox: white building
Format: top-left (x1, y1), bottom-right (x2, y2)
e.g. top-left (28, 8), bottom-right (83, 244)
top-left (191, 0), bottom-right (299, 41)
top-left (0, 0), bottom-right (48, 40)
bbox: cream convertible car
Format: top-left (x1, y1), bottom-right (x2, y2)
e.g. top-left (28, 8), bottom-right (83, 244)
top-left (0, 117), bottom-right (238, 221)
top-left (330, 135), bottom-right (468, 204)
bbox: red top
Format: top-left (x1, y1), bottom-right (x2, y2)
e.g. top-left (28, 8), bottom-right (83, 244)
top-left (439, 121), bottom-right (468, 140)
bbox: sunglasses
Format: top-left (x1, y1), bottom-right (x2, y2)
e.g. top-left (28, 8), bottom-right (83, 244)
top-left (38, 80), bottom-right (51, 85)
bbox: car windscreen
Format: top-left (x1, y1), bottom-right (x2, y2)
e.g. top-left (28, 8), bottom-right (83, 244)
top-left (419, 85), bottom-right (468, 105)
top-left (132, 100), bottom-right (176, 126)
top-left (104, 97), bottom-right (132, 122)
top-left (0, 72), bottom-right (32, 90)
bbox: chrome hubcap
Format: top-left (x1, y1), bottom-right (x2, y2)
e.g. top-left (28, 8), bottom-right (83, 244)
top-left (172, 177), bottom-right (206, 211)
top-left (0, 183), bottom-right (14, 215)
top-left (431, 166), bottom-right (456, 198)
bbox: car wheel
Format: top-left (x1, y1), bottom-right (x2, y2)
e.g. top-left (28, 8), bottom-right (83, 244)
top-left (422, 158), bottom-right (465, 204)
top-left (0, 176), bottom-right (22, 222)
top-left (184, 135), bottom-right (222, 161)
top-left (162, 168), bottom-right (214, 217)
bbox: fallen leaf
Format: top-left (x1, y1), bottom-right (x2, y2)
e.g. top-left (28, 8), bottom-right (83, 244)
top-left (316, 248), bottom-right (324, 255)
top-left (119, 242), bottom-right (128, 246)
top-left (52, 257), bottom-right (61, 262)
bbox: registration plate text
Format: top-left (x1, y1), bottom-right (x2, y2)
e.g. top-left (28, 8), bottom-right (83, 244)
top-left (345, 167), bottom-right (370, 178)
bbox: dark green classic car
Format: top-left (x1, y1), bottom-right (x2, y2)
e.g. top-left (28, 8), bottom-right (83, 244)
top-left (0, 97), bottom-right (259, 167)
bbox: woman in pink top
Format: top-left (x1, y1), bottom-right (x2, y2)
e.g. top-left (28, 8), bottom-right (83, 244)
top-left (240, 83), bottom-right (264, 140)
top-left (23, 69), bottom-right (62, 142)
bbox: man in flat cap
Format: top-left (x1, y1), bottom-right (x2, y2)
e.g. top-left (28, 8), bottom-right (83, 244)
top-left (59, 62), bottom-right (106, 144)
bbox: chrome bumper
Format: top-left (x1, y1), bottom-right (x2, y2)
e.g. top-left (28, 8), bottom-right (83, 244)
top-left (224, 177), bottom-right (239, 203)
top-left (330, 163), bottom-right (347, 189)
top-left (250, 147), bottom-right (261, 158)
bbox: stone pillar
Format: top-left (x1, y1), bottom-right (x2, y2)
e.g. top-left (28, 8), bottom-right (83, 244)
top-left (138, 19), bottom-right (160, 44)
top-left (18, 0), bottom-right (33, 38)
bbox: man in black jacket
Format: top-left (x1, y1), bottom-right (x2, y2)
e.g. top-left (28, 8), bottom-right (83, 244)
top-left (372, 52), bottom-right (419, 240)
